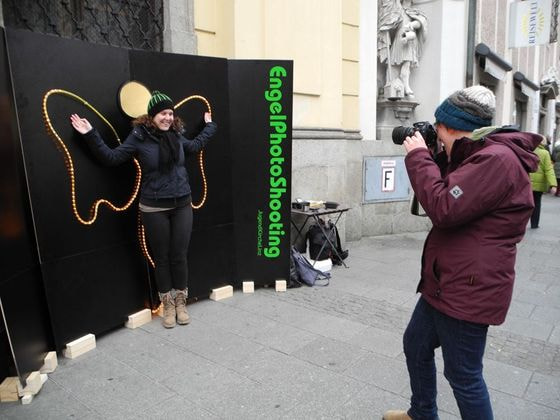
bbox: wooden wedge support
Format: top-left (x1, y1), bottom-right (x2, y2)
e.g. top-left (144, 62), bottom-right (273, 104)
top-left (275, 280), bottom-right (287, 292)
top-left (0, 377), bottom-right (20, 402)
top-left (16, 371), bottom-right (43, 397)
top-left (40, 351), bottom-right (58, 374)
top-left (210, 285), bottom-right (233, 301)
top-left (242, 281), bottom-right (254, 293)
top-left (63, 333), bottom-right (96, 359)
top-left (24, 372), bottom-right (42, 394)
top-left (125, 308), bottom-right (152, 329)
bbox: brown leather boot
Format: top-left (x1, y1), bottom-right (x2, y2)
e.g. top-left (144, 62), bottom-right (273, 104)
top-left (160, 292), bottom-right (176, 328)
top-left (175, 289), bottom-right (190, 325)
top-left (383, 410), bottom-right (412, 420)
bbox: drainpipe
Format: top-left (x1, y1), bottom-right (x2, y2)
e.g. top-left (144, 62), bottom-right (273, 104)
top-left (465, 0), bottom-right (477, 87)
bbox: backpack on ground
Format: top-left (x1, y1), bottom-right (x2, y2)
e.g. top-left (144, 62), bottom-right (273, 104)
top-left (307, 219), bottom-right (336, 261)
top-left (288, 249), bottom-right (303, 288)
top-left (328, 219), bottom-right (349, 265)
top-left (290, 246), bottom-right (330, 287)
top-left (307, 219), bottom-right (349, 265)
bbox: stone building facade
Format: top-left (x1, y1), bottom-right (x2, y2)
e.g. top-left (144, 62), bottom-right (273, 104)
top-left (1, 0), bottom-right (558, 242)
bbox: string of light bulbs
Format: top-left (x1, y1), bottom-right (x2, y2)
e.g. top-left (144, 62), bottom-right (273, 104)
top-left (42, 89), bottom-right (213, 269)
top-left (42, 89), bottom-right (142, 225)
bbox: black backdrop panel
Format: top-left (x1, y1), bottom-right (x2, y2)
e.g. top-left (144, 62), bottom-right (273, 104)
top-left (0, 28), bottom-right (52, 378)
top-left (129, 51), bottom-right (235, 294)
top-left (6, 29), bottom-right (149, 349)
top-left (229, 61), bottom-right (293, 286)
top-left (2, 28), bottom-right (293, 356)
top-left (40, 245), bottom-right (148, 346)
top-left (6, 29), bottom-right (138, 261)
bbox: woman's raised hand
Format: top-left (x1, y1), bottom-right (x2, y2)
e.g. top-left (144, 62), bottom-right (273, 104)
top-left (70, 114), bottom-right (93, 134)
top-left (204, 112), bottom-right (212, 123)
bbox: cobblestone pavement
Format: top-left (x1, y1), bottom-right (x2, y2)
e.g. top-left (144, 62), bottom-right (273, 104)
top-left (1, 195), bottom-right (559, 419)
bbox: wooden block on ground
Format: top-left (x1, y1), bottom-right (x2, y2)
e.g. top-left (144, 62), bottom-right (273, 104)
top-left (40, 374), bottom-right (48, 385)
top-left (24, 372), bottom-right (42, 394)
top-left (275, 280), bottom-right (287, 292)
top-left (40, 351), bottom-right (58, 374)
top-left (21, 394), bottom-right (33, 405)
top-left (125, 308), bottom-right (152, 329)
top-left (63, 333), bottom-right (96, 359)
top-left (16, 371), bottom-right (42, 397)
top-left (0, 377), bottom-right (20, 402)
top-left (210, 285), bottom-right (233, 301)
top-left (242, 281), bottom-right (254, 293)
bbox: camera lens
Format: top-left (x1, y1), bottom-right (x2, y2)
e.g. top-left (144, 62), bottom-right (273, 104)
top-left (392, 126), bottom-right (414, 145)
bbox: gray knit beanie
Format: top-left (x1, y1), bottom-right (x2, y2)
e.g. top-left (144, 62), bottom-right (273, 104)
top-left (434, 86), bottom-right (496, 131)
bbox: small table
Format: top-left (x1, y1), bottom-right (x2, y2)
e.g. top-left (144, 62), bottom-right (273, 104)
top-left (291, 206), bottom-right (350, 268)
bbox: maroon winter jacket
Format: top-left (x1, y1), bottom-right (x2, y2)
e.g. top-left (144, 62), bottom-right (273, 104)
top-left (405, 130), bottom-right (541, 325)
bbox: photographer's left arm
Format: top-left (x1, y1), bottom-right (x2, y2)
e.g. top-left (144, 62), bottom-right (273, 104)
top-left (405, 148), bottom-right (510, 228)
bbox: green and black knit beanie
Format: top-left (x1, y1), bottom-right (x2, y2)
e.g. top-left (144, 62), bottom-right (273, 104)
top-left (147, 91), bottom-right (174, 117)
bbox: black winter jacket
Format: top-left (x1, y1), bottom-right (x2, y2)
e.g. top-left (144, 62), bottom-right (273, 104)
top-left (83, 122), bottom-right (217, 204)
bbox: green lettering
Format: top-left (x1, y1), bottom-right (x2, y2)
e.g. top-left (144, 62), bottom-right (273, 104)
top-left (270, 145), bottom-right (282, 157)
top-left (264, 247), bottom-right (280, 258)
top-left (270, 198), bottom-right (281, 211)
top-left (270, 120), bottom-right (286, 134)
top-left (270, 164), bottom-right (282, 177)
top-left (270, 132), bottom-right (286, 145)
top-left (269, 77), bottom-right (282, 89)
top-left (269, 211), bottom-right (281, 223)
top-left (269, 66), bottom-right (287, 77)
top-left (270, 176), bottom-right (287, 188)
top-left (270, 102), bottom-right (282, 115)
top-left (265, 89), bottom-right (281, 102)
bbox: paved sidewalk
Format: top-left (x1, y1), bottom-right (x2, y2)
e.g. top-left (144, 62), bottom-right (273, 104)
top-left (1, 195), bottom-right (559, 419)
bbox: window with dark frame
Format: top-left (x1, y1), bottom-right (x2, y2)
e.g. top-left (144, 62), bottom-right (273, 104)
top-left (1, 0), bottom-right (164, 52)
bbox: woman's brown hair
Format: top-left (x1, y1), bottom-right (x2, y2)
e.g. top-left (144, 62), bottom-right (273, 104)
top-left (132, 114), bottom-right (184, 132)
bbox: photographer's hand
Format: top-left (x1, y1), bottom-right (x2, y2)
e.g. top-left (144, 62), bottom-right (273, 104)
top-left (403, 131), bottom-right (428, 154)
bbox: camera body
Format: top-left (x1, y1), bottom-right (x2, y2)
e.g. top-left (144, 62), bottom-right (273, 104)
top-left (392, 121), bottom-right (438, 149)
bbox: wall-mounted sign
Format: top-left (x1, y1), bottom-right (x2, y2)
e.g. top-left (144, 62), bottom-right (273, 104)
top-left (364, 156), bottom-right (410, 203)
top-left (509, 0), bottom-right (553, 48)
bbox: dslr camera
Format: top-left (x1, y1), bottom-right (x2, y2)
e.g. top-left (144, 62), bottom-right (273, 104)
top-left (392, 121), bottom-right (438, 149)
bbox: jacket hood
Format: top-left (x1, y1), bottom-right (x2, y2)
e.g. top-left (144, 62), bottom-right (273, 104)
top-left (485, 130), bottom-right (542, 173)
top-left (449, 128), bottom-right (541, 173)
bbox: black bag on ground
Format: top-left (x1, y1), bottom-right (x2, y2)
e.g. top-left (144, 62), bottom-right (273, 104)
top-left (328, 219), bottom-right (349, 265)
top-left (288, 249), bottom-right (302, 288)
top-left (290, 246), bottom-right (330, 286)
top-left (307, 219), bottom-right (336, 261)
top-left (307, 219), bottom-right (349, 265)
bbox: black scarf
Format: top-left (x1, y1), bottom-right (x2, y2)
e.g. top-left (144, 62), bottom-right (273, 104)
top-left (154, 129), bottom-right (180, 173)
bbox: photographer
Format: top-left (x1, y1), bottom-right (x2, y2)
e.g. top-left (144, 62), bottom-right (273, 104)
top-left (383, 86), bottom-right (542, 420)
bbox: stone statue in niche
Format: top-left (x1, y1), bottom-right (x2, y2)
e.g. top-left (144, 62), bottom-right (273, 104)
top-left (378, 0), bottom-right (428, 100)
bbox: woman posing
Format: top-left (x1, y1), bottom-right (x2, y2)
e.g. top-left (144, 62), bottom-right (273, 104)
top-left (71, 91), bottom-right (217, 328)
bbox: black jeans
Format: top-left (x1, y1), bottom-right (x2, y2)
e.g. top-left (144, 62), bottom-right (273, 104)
top-left (531, 191), bottom-right (543, 228)
top-left (141, 203), bottom-right (193, 293)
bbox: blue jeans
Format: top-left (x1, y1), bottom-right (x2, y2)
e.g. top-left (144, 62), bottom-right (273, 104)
top-left (404, 297), bottom-right (493, 420)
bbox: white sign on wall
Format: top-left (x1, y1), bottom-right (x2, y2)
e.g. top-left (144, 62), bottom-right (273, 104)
top-left (509, 0), bottom-right (553, 48)
top-left (381, 160), bottom-right (396, 192)
top-left (364, 157), bottom-right (410, 203)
